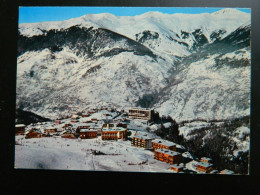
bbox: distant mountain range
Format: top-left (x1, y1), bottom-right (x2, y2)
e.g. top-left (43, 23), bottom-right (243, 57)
top-left (16, 8), bottom-right (250, 121)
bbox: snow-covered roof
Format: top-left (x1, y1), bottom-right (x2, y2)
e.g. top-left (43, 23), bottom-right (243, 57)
top-left (80, 129), bottom-right (97, 132)
top-left (197, 161), bottom-right (213, 168)
top-left (15, 124), bottom-right (26, 127)
top-left (25, 129), bottom-right (42, 135)
top-left (128, 107), bottom-right (152, 111)
top-left (102, 127), bottom-right (127, 132)
top-left (210, 170), bottom-right (219, 174)
top-left (133, 134), bottom-right (154, 140)
top-left (61, 130), bottom-right (74, 134)
top-left (152, 139), bottom-right (176, 147)
top-left (182, 151), bottom-right (194, 159)
top-left (201, 157), bottom-right (212, 161)
top-left (220, 169), bottom-right (234, 174)
top-left (155, 148), bottom-right (180, 156)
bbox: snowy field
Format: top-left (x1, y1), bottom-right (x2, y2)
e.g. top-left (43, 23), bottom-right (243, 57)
top-left (15, 135), bottom-right (175, 173)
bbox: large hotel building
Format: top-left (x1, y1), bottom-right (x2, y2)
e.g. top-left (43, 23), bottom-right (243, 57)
top-left (128, 108), bottom-right (154, 120)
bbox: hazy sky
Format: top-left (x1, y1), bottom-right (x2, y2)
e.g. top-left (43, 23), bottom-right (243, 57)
top-left (18, 6), bottom-right (251, 24)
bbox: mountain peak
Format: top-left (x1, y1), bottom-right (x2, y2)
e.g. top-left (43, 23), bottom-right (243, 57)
top-left (212, 8), bottom-right (247, 16)
top-left (81, 12), bottom-right (117, 20)
top-left (139, 11), bottom-right (166, 18)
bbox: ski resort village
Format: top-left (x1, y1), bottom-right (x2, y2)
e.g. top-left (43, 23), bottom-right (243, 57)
top-left (15, 107), bottom-right (237, 175)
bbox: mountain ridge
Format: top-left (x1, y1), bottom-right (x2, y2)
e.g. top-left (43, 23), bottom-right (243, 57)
top-left (16, 9), bottom-right (251, 121)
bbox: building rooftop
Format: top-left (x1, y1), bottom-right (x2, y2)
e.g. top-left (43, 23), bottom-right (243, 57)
top-left (152, 139), bottom-right (176, 147)
top-left (128, 107), bottom-right (152, 111)
top-left (197, 161), bottom-right (213, 168)
top-left (201, 157), bottom-right (212, 161)
top-left (74, 122), bottom-right (101, 128)
top-left (220, 169), bottom-right (234, 174)
top-left (25, 129), bottom-right (42, 135)
top-left (133, 134), bottom-right (154, 140)
top-left (61, 130), bottom-right (74, 134)
top-left (102, 127), bottom-right (127, 132)
top-left (210, 170), bottom-right (219, 174)
top-left (155, 148), bottom-right (180, 156)
top-left (15, 124), bottom-right (26, 127)
top-left (80, 129), bottom-right (97, 132)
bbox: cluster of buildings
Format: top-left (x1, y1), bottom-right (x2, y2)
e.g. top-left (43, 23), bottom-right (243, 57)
top-left (130, 132), bottom-right (234, 174)
top-left (15, 107), bottom-right (234, 175)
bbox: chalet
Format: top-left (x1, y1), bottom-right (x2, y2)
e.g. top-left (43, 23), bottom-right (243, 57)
top-left (76, 123), bottom-right (91, 130)
top-left (89, 123), bottom-right (102, 130)
top-left (44, 127), bottom-right (57, 134)
top-left (75, 123), bottom-right (91, 133)
top-left (57, 128), bottom-right (64, 132)
top-left (102, 123), bottom-right (126, 128)
top-left (128, 108), bottom-right (154, 120)
top-left (71, 115), bottom-right (80, 119)
top-left (91, 118), bottom-right (98, 123)
top-left (61, 130), bottom-right (76, 139)
top-left (152, 139), bottom-right (177, 151)
top-left (131, 134), bottom-right (153, 149)
top-left (196, 161), bottom-right (214, 173)
top-left (220, 169), bottom-right (234, 175)
top-left (25, 129), bottom-right (42, 139)
top-left (154, 148), bottom-right (181, 165)
top-left (71, 119), bottom-right (78, 123)
top-left (15, 124), bottom-right (26, 135)
top-left (81, 113), bottom-right (90, 117)
top-left (81, 120), bottom-right (93, 123)
top-left (80, 129), bottom-right (98, 139)
top-left (170, 164), bottom-right (184, 173)
top-left (88, 110), bottom-right (96, 114)
top-left (55, 120), bottom-right (61, 124)
top-left (101, 127), bottom-right (127, 141)
top-left (200, 157), bottom-right (212, 163)
top-left (62, 123), bottom-right (72, 128)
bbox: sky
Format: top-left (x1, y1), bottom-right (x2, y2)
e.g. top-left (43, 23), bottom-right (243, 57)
top-left (18, 6), bottom-right (251, 24)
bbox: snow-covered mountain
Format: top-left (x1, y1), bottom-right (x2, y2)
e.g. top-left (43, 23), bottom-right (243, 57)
top-left (16, 8), bottom-right (251, 121)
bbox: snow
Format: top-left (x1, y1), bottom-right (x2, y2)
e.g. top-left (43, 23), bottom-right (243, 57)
top-left (15, 135), bottom-right (174, 172)
top-left (232, 126), bottom-right (250, 157)
top-left (16, 8), bottom-right (250, 123)
top-left (179, 121), bottom-right (211, 139)
top-left (155, 48), bottom-right (250, 121)
top-left (19, 9), bottom-right (250, 57)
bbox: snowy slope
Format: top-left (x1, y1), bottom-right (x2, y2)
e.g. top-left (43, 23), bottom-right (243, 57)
top-left (155, 48), bottom-right (250, 121)
top-left (16, 9), bottom-right (251, 121)
top-left (154, 21), bottom-right (251, 122)
top-left (16, 46), bottom-right (171, 118)
top-left (15, 135), bottom-right (174, 172)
